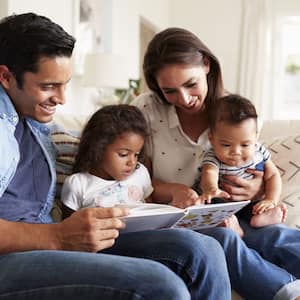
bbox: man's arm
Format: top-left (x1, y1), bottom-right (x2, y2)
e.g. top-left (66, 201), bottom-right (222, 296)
top-left (0, 207), bottom-right (129, 254)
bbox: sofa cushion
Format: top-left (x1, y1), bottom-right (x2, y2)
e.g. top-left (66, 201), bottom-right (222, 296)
top-left (49, 114), bottom-right (89, 221)
top-left (262, 134), bottom-right (300, 229)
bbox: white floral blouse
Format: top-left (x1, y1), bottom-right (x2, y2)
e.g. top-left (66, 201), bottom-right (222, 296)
top-left (132, 92), bottom-right (211, 187)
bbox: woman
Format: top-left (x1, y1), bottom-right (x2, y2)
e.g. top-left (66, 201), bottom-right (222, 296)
top-left (132, 27), bottom-right (300, 300)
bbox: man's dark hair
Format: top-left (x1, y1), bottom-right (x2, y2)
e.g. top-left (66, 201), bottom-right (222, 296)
top-left (0, 12), bottom-right (75, 87)
top-left (209, 94), bottom-right (258, 132)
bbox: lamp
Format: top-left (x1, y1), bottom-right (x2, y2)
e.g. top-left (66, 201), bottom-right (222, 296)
top-left (81, 53), bottom-right (129, 105)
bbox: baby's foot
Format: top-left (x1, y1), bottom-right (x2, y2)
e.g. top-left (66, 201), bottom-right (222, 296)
top-left (250, 203), bottom-right (287, 228)
top-left (219, 214), bottom-right (244, 238)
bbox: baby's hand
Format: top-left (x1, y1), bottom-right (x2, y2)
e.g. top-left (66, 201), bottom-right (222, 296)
top-left (252, 199), bottom-right (276, 215)
top-left (199, 188), bottom-right (230, 204)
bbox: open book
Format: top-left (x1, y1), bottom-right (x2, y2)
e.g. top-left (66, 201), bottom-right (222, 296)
top-left (120, 200), bottom-right (250, 233)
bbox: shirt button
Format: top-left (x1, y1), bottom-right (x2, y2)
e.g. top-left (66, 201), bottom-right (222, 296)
top-left (12, 116), bottom-right (18, 123)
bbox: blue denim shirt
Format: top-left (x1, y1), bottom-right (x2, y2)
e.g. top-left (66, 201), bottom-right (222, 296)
top-left (0, 85), bottom-right (57, 223)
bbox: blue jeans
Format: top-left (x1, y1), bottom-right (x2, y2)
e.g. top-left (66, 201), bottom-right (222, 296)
top-left (203, 226), bottom-right (299, 300)
top-left (240, 221), bottom-right (300, 279)
top-left (0, 229), bottom-right (230, 300)
top-left (103, 228), bottom-right (231, 300)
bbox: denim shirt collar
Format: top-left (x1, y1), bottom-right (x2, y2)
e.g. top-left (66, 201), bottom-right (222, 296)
top-left (0, 84), bottom-right (55, 223)
top-left (0, 85), bottom-right (19, 125)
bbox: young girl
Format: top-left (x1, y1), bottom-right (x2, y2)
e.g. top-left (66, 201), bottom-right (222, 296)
top-left (61, 104), bottom-right (153, 218)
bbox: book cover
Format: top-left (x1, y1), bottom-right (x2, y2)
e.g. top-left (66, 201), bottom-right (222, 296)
top-left (120, 200), bottom-right (250, 233)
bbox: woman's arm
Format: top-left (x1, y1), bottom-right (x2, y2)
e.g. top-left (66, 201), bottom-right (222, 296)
top-left (0, 207), bottom-right (129, 254)
top-left (220, 169), bottom-right (264, 201)
top-left (151, 179), bottom-right (200, 209)
top-left (145, 155), bottom-right (200, 208)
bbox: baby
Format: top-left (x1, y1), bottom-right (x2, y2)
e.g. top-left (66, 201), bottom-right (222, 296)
top-left (196, 94), bottom-right (287, 229)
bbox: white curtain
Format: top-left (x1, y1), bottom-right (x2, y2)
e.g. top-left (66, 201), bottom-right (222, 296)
top-left (237, 0), bottom-right (273, 119)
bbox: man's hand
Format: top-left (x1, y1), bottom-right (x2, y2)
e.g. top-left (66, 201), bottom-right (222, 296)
top-left (55, 207), bottom-right (129, 252)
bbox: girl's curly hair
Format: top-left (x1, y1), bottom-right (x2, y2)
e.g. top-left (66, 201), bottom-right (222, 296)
top-left (73, 104), bottom-right (149, 173)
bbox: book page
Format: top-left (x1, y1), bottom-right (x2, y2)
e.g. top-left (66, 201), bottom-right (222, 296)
top-left (120, 203), bottom-right (184, 233)
top-left (121, 211), bottom-right (185, 233)
top-left (121, 203), bottom-right (182, 217)
top-left (174, 201), bottom-right (250, 230)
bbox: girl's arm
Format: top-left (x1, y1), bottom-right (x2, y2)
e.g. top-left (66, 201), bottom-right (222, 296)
top-left (145, 156), bottom-right (199, 208)
top-left (150, 178), bottom-right (199, 208)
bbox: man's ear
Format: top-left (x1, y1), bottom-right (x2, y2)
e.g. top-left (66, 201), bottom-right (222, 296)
top-left (0, 65), bottom-right (13, 89)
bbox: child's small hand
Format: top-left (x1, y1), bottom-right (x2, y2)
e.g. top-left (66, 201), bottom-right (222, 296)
top-left (252, 199), bottom-right (276, 215)
top-left (199, 188), bottom-right (230, 204)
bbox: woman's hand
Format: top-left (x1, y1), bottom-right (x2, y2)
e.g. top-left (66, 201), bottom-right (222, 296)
top-left (169, 183), bottom-right (201, 208)
top-left (56, 207), bottom-right (129, 252)
top-left (220, 169), bottom-right (264, 201)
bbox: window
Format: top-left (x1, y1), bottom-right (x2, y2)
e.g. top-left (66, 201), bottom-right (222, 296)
top-left (273, 16), bottom-right (300, 119)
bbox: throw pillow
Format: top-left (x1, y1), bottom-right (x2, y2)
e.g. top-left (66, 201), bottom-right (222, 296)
top-left (263, 134), bottom-right (300, 229)
top-left (50, 122), bottom-right (83, 222)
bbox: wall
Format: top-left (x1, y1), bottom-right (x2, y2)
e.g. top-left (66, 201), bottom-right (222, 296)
top-left (169, 0), bottom-right (243, 93)
top-left (112, 0), bottom-right (170, 79)
top-left (7, 0), bottom-right (74, 32)
top-left (70, 0), bottom-right (172, 114)
top-left (0, 0), bottom-right (8, 19)
top-left (274, 0), bottom-right (300, 15)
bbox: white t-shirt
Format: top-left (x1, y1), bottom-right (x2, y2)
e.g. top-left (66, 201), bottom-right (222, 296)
top-left (132, 92), bottom-right (211, 187)
top-left (61, 163), bottom-right (153, 210)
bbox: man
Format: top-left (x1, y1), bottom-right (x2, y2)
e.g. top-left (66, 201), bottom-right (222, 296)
top-left (0, 13), bottom-right (231, 299)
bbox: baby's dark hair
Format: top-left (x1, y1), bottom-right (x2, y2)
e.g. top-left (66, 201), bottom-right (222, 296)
top-left (209, 94), bottom-right (258, 132)
top-left (73, 104), bottom-right (149, 173)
